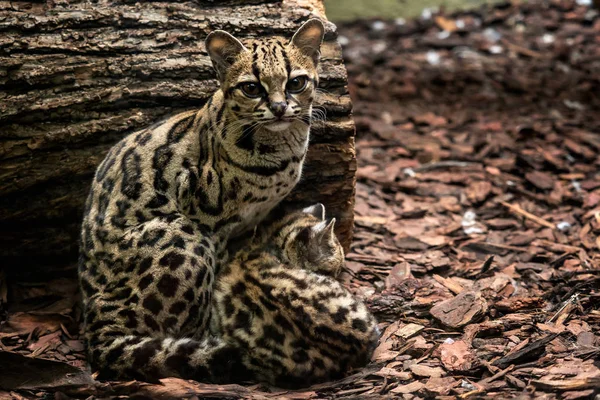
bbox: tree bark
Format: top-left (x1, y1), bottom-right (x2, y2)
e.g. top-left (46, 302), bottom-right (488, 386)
top-left (0, 0), bottom-right (356, 279)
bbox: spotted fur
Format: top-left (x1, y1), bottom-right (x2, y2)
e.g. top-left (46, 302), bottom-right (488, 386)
top-left (212, 205), bottom-right (379, 388)
top-left (78, 20), bottom-right (325, 382)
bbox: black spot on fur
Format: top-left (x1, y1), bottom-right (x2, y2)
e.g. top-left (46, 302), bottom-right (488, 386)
top-left (164, 316), bottom-right (178, 329)
top-left (135, 210), bottom-right (146, 223)
top-left (110, 200), bottom-right (130, 230)
top-left (257, 143), bottom-right (276, 154)
top-left (96, 274), bottom-right (107, 286)
top-left (187, 305), bottom-right (200, 321)
top-left (165, 352), bottom-right (194, 378)
top-left (106, 287), bottom-right (132, 301)
top-left (119, 309), bottom-right (138, 329)
top-left (146, 194), bottom-right (169, 209)
top-left (138, 275), bottom-right (153, 291)
top-left (169, 301), bottom-right (187, 315)
top-left (194, 267), bottom-right (207, 287)
top-left (232, 281), bottom-right (246, 295)
top-left (165, 235), bottom-right (186, 250)
top-left (167, 115), bottom-right (193, 144)
top-left (209, 345), bottom-right (251, 383)
top-left (312, 298), bottom-right (328, 313)
top-left (263, 324), bottom-right (285, 345)
top-left (136, 131), bottom-right (153, 145)
top-left (292, 349), bottom-right (310, 363)
top-left (117, 238), bottom-right (134, 251)
top-left (224, 295), bottom-right (235, 316)
top-left (351, 318), bottom-right (368, 333)
top-left (159, 251), bottom-right (186, 271)
top-left (157, 274), bottom-right (179, 297)
top-left (213, 215), bottom-right (242, 232)
top-left (332, 307), bottom-right (349, 324)
top-left (89, 318), bottom-right (112, 332)
top-left (139, 228), bottom-right (166, 248)
top-left (193, 245), bottom-right (205, 257)
top-left (181, 224), bottom-right (195, 235)
top-left (263, 270), bottom-right (309, 290)
top-left (143, 294), bottom-right (163, 315)
top-left (194, 181), bottom-right (225, 217)
top-left (138, 257), bottom-right (153, 275)
top-left (274, 314), bottom-right (294, 332)
top-left (121, 148), bottom-right (143, 200)
top-left (124, 293), bottom-right (139, 306)
top-left (313, 357), bottom-right (326, 369)
top-left (144, 315), bottom-right (161, 332)
top-left (100, 304), bottom-right (119, 313)
top-left (236, 125), bottom-right (255, 152)
top-left (233, 310), bottom-right (251, 330)
top-left (153, 146), bottom-right (174, 192)
top-left (131, 338), bottom-right (162, 370)
top-left (183, 288), bottom-right (195, 302)
top-left (104, 342), bottom-right (127, 366)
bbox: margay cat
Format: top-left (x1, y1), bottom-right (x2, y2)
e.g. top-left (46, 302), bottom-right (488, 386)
top-left (78, 20), bottom-right (325, 382)
top-left (212, 204), bottom-right (379, 388)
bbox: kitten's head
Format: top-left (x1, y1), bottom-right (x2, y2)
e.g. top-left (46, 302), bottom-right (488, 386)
top-left (205, 19), bottom-right (324, 133)
top-left (269, 203), bottom-right (344, 277)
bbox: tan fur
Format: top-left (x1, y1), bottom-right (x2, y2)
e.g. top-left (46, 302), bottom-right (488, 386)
top-left (78, 20), bottom-right (325, 382)
top-left (212, 205), bottom-right (379, 388)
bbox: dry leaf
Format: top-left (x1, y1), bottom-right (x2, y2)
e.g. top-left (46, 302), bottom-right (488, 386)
top-left (430, 291), bottom-right (488, 328)
top-left (391, 381), bottom-right (424, 394)
top-left (409, 364), bottom-right (444, 378)
top-left (434, 16), bottom-right (458, 32)
top-left (440, 340), bottom-right (477, 371)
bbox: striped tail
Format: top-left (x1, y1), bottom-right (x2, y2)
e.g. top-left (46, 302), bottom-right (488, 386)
top-left (88, 333), bottom-right (251, 383)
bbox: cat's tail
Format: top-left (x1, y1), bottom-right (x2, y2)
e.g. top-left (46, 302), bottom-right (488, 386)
top-left (87, 332), bottom-right (251, 383)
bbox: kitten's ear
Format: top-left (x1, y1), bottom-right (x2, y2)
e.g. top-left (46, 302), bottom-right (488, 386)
top-left (313, 218), bottom-right (336, 239)
top-left (205, 30), bottom-right (247, 81)
top-left (303, 203), bottom-right (325, 220)
top-left (290, 19), bottom-right (325, 65)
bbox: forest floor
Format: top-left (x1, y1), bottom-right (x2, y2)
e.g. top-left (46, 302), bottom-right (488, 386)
top-left (1, 0), bottom-right (599, 399)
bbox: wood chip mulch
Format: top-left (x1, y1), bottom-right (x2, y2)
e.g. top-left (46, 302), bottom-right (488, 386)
top-left (1, 0), bottom-right (599, 398)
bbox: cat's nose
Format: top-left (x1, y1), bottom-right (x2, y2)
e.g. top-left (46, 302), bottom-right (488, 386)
top-left (269, 102), bottom-right (287, 118)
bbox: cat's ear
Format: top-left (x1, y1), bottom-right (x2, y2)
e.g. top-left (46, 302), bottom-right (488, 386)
top-left (290, 19), bottom-right (325, 65)
top-left (312, 218), bottom-right (336, 239)
top-left (205, 30), bottom-right (247, 81)
top-left (303, 203), bottom-right (325, 220)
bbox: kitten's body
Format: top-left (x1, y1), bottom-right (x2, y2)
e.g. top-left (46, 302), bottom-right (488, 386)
top-left (212, 206), bottom-right (379, 388)
top-left (79, 21), bottom-right (325, 382)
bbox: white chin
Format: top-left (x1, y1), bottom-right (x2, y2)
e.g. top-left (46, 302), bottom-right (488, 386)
top-left (264, 121), bottom-right (292, 132)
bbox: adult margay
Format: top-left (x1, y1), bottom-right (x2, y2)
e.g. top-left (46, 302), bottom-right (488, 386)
top-left (78, 19), bottom-right (325, 382)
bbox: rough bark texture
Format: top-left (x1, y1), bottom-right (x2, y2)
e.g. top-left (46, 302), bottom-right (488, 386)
top-left (0, 0), bottom-right (356, 279)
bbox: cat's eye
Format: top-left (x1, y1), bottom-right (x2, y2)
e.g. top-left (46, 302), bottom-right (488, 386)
top-left (287, 76), bottom-right (308, 93)
top-left (239, 82), bottom-right (262, 98)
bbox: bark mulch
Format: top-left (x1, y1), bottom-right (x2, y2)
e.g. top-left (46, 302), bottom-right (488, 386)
top-left (1, 0), bottom-right (599, 398)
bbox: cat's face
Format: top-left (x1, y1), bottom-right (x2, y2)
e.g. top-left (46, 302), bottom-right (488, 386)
top-left (269, 203), bottom-right (345, 277)
top-left (205, 20), bottom-right (324, 133)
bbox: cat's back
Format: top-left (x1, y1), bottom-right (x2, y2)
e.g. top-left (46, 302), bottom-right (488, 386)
top-left (213, 251), bottom-right (379, 387)
top-left (83, 109), bottom-right (202, 228)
